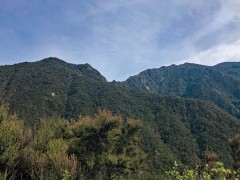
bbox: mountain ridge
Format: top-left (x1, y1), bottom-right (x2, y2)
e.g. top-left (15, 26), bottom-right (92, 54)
top-left (123, 61), bottom-right (240, 118)
top-left (0, 57), bottom-right (240, 174)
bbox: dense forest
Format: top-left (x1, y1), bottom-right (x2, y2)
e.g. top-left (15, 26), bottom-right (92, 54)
top-left (1, 57), bottom-right (240, 179)
top-left (124, 62), bottom-right (240, 118)
top-left (1, 106), bottom-right (240, 179)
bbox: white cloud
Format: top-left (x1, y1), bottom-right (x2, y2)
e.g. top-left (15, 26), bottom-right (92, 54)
top-left (177, 0), bottom-right (240, 66)
top-left (47, 0), bottom-right (240, 80)
top-left (1, 0), bottom-right (240, 80)
top-left (184, 40), bottom-right (240, 65)
top-left (179, 0), bottom-right (239, 51)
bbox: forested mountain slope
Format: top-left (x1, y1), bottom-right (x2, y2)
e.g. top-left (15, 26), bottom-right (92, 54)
top-left (0, 58), bottom-right (239, 175)
top-left (124, 62), bottom-right (240, 118)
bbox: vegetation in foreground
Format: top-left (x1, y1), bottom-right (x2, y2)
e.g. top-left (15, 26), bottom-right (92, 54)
top-left (0, 106), bottom-right (147, 180)
top-left (166, 132), bottom-right (240, 180)
top-left (2, 104), bottom-right (240, 180)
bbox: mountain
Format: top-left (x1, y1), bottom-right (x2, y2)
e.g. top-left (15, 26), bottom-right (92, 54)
top-left (124, 62), bottom-right (240, 118)
top-left (0, 57), bottom-right (239, 175)
top-left (214, 62), bottom-right (240, 77)
top-left (0, 57), bottom-right (106, 121)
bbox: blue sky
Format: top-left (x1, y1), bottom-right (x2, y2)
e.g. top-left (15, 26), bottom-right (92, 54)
top-left (0, 0), bottom-right (240, 81)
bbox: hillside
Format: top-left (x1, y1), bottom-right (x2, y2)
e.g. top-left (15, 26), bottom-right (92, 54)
top-left (0, 58), bottom-right (106, 122)
top-left (0, 58), bottom-right (239, 176)
top-left (124, 62), bottom-right (240, 118)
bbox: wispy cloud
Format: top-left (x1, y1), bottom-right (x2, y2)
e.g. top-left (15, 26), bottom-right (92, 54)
top-left (181, 0), bottom-right (240, 65)
top-left (0, 0), bottom-right (240, 80)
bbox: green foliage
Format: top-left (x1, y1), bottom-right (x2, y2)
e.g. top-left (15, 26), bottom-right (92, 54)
top-left (62, 169), bottom-right (72, 180)
top-left (68, 110), bottom-right (147, 179)
top-left (0, 109), bottom-right (147, 179)
top-left (0, 115), bottom-right (28, 167)
top-left (166, 161), bottom-right (233, 180)
top-left (0, 170), bottom-right (8, 180)
top-left (0, 105), bottom-right (8, 122)
top-left (229, 131), bottom-right (240, 179)
top-left (165, 161), bottom-right (185, 180)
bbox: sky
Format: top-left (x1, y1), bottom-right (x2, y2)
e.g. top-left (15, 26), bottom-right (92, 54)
top-left (0, 0), bottom-right (240, 81)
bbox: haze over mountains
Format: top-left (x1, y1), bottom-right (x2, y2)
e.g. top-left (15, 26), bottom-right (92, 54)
top-left (0, 57), bottom-right (240, 177)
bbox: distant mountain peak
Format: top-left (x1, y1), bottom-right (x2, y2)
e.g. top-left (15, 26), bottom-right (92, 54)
top-left (38, 57), bottom-right (67, 64)
top-left (77, 63), bottom-right (107, 82)
top-left (37, 57), bottom-right (107, 82)
top-left (123, 61), bottom-right (240, 118)
top-left (0, 57), bottom-right (107, 83)
top-left (81, 63), bottom-right (95, 70)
